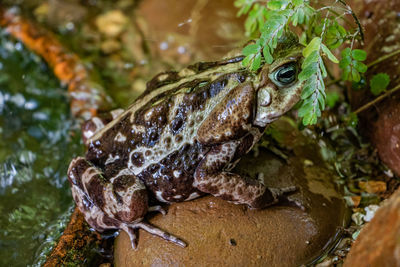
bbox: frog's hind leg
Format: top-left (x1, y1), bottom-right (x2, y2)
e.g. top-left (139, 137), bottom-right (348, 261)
top-left (194, 141), bottom-right (296, 209)
top-left (120, 221), bottom-right (187, 249)
top-left (68, 157), bottom-right (149, 228)
top-left (69, 157), bottom-right (185, 249)
top-left (148, 205), bottom-right (167, 215)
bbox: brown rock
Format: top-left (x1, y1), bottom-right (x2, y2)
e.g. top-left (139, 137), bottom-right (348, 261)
top-left (96, 10), bottom-right (129, 38)
top-left (344, 188), bottom-right (400, 267)
top-left (349, 0), bottom-right (400, 177)
top-left (136, 0), bottom-right (245, 64)
top-left (370, 99), bottom-right (400, 177)
top-left (47, 0), bottom-right (87, 26)
top-left (115, 120), bottom-right (348, 266)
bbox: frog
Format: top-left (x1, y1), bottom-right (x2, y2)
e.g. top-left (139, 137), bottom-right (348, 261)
top-left (67, 32), bottom-right (304, 249)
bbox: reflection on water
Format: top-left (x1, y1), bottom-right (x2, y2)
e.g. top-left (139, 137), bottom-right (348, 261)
top-left (0, 31), bottom-right (82, 266)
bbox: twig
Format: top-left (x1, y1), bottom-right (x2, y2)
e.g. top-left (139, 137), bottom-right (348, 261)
top-left (367, 48), bottom-right (400, 68)
top-left (354, 83), bottom-right (400, 114)
top-left (337, 0), bottom-right (364, 42)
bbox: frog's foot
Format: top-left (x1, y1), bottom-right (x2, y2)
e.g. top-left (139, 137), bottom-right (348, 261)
top-left (257, 173), bottom-right (265, 185)
top-left (270, 186), bottom-right (297, 196)
top-left (269, 186), bottom-right (305, 210)
top-left (121, 224), bottom-right (139, 249)
top-left (268, 186), bottom-right (297, 204)
top-left (121, 221), bottom-right (187, 249)
top-left (148, 205), bottom-right (167, 215)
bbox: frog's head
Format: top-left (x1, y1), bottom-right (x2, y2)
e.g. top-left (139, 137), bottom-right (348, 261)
top-left (253, 32), bottom-right (304, 127)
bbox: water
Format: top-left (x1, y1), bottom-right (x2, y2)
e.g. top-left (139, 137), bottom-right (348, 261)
top-left (0, 31), bottom-right (83, 266)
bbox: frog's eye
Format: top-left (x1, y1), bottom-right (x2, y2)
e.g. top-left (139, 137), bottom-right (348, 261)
top-left (273, 63), bottom-right (298, 86)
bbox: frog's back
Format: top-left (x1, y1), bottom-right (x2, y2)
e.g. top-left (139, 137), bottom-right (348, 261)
top-left (85, 56), bottom-right (252, 201)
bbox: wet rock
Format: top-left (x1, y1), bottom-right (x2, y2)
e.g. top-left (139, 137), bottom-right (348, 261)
top-left (100, 39), bottom-right (121, 54)
top-left (47, 0), bottom-right (87, 27)
top-left (95, 10), bottom-right (129, 38)
top-left (344, 187), bottom-right (400, 266)
top-left (114, 120), bottom-right (348, 266)
top-left (136, 0), bottom-right (245, 64)
top-left (370, 99), bottom-right (400, 177)
top-left (348, 0), bottom-right (400, 177)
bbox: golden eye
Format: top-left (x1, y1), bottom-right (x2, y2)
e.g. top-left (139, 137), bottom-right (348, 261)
top-left (274, 63), bottom-right (297, 85)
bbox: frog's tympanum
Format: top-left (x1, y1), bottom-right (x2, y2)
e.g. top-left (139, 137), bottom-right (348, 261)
top-left (67, 33), bottom-right (304, 249)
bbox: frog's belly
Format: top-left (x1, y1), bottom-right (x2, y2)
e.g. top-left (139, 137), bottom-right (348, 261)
top-left (137, 142), bottom-right (207, 203)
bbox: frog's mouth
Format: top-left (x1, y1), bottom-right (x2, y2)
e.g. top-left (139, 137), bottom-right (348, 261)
top-left (253, 87), bottom-right (276, 127)
top-left (253, 84), bottom-right (302, 127)
top-left (254, 110), bottom-right (282, 127)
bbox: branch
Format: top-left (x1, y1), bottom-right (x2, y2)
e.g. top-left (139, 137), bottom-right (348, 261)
top-left (354, 83), bottom-right (400, 114)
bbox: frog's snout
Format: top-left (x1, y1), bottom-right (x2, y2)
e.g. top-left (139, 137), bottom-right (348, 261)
top-left (259, 88), bottom-right (271, 107)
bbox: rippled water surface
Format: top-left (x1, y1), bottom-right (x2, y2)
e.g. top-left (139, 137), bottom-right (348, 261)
top-left (0, 32), bottom-right (82, 266)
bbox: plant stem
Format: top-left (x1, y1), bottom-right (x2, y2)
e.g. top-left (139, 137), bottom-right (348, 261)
top-left (367, 48), bottom-right (400, 68)
top-left (326, 77), bottom-right (342, 87)
top-left (353, 83), bottom-right (400, 114)
top-left (337, 0), bottom-right (364, 41)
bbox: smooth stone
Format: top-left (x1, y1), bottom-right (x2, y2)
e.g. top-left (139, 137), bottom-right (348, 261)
top-left (344, 187), bottom-right (400, 266)
top-left (348, 0), bottom-right (400, 177)
top-left (114, 120), bottom-right (348, 266)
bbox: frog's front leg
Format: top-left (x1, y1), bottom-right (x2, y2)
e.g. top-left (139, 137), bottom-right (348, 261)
top-left (194, 140), bottom-right (290, 209)
top-left (67, 157), bottom-right (186, 248)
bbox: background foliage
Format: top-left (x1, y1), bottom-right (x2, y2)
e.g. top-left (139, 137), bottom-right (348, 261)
top-left (234, 0), bottom-right (373, 125)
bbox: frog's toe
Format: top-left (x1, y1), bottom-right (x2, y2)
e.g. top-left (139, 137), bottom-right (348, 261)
top-left (270, 186), bottom-right (305, 210)
top-left (148, 205), bottom-right (167, 216)
top-left (286, 196), bottom-right (305, 211)
top-left (121, 224), bottom-right (138, 250)
top-left (135, 221), bottom-right (187, 248)
top-left (276, 186), bottom-right (297, 194)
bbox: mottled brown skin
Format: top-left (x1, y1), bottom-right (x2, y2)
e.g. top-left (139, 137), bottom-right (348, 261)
top-left (67, 35), bottom-right (304, 249)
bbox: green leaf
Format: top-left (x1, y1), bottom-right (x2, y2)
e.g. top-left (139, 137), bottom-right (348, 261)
top-left (341, 66), bottom-right (351, 81)
top-left (299, 62), bottom-right (318, 81)
top-left (251, 53), bottom-right (262, 71)
top-left (303, 37), bottom-right (321, 57)
top-left (326, 91), bottom-right (339, 108)
top-left (303, 111), bottom-right (318, 125)
top-left (301, 77), bottom-right (317, 99)
top-left (341, 47), bottom-right (351, 58)
top-left (339, 57), bottom-right (351, 69)
top-left (319, 59), bottom-right (328, 78)
top-left (317, 91), bottom-right (326, 110)
top-left (302, 50), bottom-right (319, 67)
top-left (263, 45), bottom-right (274, 64)
top-left (298, 99), bottom-right (312, 117)
top-left (301, 84), bottom-right (314, 99)
top-left (354, 61), bottom-right (367, 73)
top-left (242, 54), bottom-right (253, 66)
top-left (325, 23), bottom-right (347, 49)
top-left (351, 49), bottom-right (367, 61)
top-left (346, 113), bottom-right (358, 127)
top-left (293, 0), bottom-right (304, 6)
top-left (351, 68), bottom-right (361, 82)
top-left (267, 0), bottom-right (289, 10)
top-left (339, 48), bottom-right (367, 82)
top-left (370, 73), bottom-right (390, 96)
top-left (321, 43), bottom-right (339, 63)
top-left (242, 44), bottom-right (260, 56)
